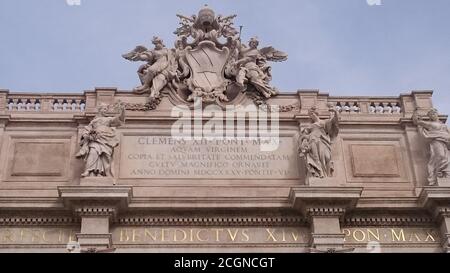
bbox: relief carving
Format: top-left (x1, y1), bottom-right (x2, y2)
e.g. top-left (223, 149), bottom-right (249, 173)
top-left (76, 102), bottom-right (125, 177)
top-left (297, 105), bottom-right (339, 179)
top-left (413, 108), bottom-right (450, 185)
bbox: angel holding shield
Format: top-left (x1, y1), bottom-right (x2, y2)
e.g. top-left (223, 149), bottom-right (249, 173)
top-left (122, 36), bottom-right (177, 99)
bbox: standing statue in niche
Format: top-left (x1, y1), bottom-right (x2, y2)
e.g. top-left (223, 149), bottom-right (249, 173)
top-left (298, 105), bottom-right (339, 179)
top-left (413, 108), bottom-right (450, 185)
top-left (76, 102), bottom-right (125, 177)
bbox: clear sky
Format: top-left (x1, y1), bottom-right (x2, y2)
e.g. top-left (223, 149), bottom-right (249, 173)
top-left (0, 0), bottom-right (449, 112)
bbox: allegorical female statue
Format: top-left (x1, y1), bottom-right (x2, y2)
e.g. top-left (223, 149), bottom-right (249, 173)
top-left (76, 103), bottom-right (125, 177)
top-left (298, 106), bottom-right (339, 178)
top-left (413, 108), bottom-right (450, 185)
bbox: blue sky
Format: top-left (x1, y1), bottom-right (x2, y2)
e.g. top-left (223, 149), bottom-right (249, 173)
top-left (0, 0), bottom-right (449, 112)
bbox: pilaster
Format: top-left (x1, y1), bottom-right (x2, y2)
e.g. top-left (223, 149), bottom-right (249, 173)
top-left (306, 207), bottom-right (346, 251)
top-left (419, 186), bottom-right (450, 252)
top-left (58, 185), bottom-right (132, 252)
top-left (289, 186), bottom-right (362, 252)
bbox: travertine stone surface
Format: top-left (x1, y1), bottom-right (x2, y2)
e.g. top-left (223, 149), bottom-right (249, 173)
top-left (0, 6), bottom-right (449, 253)
top-left (0, 88), bottom-right (447, 252)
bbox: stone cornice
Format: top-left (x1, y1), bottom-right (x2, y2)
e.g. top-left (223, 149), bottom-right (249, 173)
top-left (116, 216), bottom-right (307, 226)
top-left (58, 186), bottom-right (133, 209)
top-left (289, 186), bottom-right (363, 215)
top-left (306, 207), bottom-right (346, 218)
top-left (433, 207), bottom-right (450, 222)
top-left (0, 217), bottom-right (78, 226)
top-left (75, 207), bottom-right (116, 218)
top-left (419, 187), bottom-right (450, 211)
top-left (344, 216), bottom-right (434, 227)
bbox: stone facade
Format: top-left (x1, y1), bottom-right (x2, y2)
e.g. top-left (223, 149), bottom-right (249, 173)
top-left (0, 88), bottom-right (448, 253)
top-left (0, 6), bottom-right (449, 253)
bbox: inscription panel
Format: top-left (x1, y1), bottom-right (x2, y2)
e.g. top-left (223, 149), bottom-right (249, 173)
top-left (119, 136), bottom-right (299, 179)
top-left (12, 142), bottom-right (67, 176)
top-left (343, 228), bottom-right (440, 244)
top-left (3, 134), bottom-right (75, 182)
top-left (342, 136), bottom-right (412, 184)
top-left (0, 227), bottom-right (79, 245)
top-left (350, 145), bottom-right (400, 177)
top-left (112, 227), bottom-right (310, 245)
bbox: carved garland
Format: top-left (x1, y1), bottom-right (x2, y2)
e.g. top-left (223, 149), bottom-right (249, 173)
top-left (247, 92), bottom-right (299, 113)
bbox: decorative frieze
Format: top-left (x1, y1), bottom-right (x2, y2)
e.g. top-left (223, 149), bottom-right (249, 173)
top-left (75, 207), bottom-right (116, 218)
top-left (306, 207), bottom-right (346, 218)
top-left (116, 216), bottom-right (307, 226)
top-left (344, 216), bottom-right (434, 227)
top-left (0, 217), bottom-right (78, 226)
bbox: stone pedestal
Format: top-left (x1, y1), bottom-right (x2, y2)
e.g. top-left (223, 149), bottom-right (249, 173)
top-left (79, 177), bottom-right (116, 186)
top-left (307, 207), bottom-right (346, 251)
top-left (307, 177), bottom-right (346, 187)
top-left (434, 208), bottom-right (450, 253)
top-left (58, 185), bottom-right (132, 252)
top-left (419, 187), bottom-right (450, 252)
top-left (76, 209), bottom-right (114, 252)
top-left (289, 186), bottom-right (362, 252)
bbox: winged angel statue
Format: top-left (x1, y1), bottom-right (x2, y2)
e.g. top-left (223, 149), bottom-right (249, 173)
top-left (122, 5), bottom-right (288, 108)
top-left (122, 36), bottom-right (178, 100)
top-left (233, 37), bottom-right (288, 99)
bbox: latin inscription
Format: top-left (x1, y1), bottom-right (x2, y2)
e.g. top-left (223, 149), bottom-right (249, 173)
top-left (112, 227), bottom-right (309, 244)
top-left (119, 136), bottom-right (299, 179)
top-left (0, 227), bottom-right (78, 244)
top-left (0, 227), bottom-right (440, 246)
top-left (342, 228), bottom-right (439, 244)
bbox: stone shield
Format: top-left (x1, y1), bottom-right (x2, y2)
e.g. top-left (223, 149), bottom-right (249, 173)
top-left (185, 41), bottom-right (230, 101)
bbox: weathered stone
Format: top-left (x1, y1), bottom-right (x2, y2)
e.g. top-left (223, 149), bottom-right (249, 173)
top-left (0, 7), bottom-right (448, 254)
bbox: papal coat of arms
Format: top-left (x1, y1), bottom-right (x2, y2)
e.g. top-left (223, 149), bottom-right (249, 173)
top-left (122, 5), bottom-right (288, 110)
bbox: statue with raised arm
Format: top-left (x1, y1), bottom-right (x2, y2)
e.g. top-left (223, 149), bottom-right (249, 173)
top-left (234, 37), bottom-right (287, 99)
top-left (413, 108), bottom-right (450, 185)
top-left (76, 102), bottom-right (125, 177)
top-left (122, 36), bottom-right (177, 100)
top-left (298, 105), bottom-right (339, 179)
